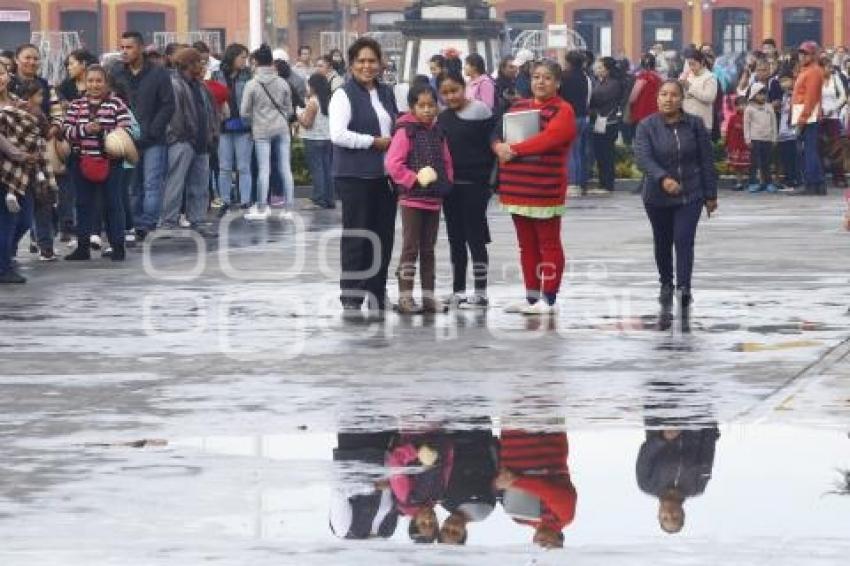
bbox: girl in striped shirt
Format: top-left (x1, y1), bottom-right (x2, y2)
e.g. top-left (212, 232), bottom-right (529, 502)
top-left (63, 65), bottom-right (133, 262)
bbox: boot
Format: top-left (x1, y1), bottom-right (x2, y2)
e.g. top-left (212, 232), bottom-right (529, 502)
top-left (65, 238), bottom-right (91, 261)
top-left (110, 244), bottom-right (126, 262)
top-left (677, 288), bottom-right (693, 333)
top-left (422, 293), bottom-right (447, 314)
top-left (656, 284), bottom-right (674, 331)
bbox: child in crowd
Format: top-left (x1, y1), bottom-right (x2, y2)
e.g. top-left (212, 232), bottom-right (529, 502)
top-left (725, 96), bottom-right (750, 191)
top-left (776, 73), bottom-right (801, 191)
top-left (385, 83), bottom-right (454, 314)
top-left (743, 84), bottom-right (777, 193)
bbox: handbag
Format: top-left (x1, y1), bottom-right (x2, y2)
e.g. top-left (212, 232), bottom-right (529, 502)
top-left (223, 117), bottom-right (248, 132)
top-left (79, 100), bottom-right (110, 183)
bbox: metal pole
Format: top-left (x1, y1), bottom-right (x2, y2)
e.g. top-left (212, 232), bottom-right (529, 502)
top-left (249, 0), bottom-right (263, 49)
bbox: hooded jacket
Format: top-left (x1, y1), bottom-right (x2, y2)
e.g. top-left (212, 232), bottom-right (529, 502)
top-left (240, 66), bottom-right (293, 140)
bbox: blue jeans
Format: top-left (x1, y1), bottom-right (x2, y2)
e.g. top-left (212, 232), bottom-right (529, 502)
top-left (645, 199), bottom-right (704, 290)
top-left (303, 139), bottom-right (334, 206)
top-left (218, 132), bottom-right (253, 205)
top-left (800, 122), bottom-right (824, 186)
top-left (0, 191), bottom-right (33, 273)
top-left (32, 197), bottom-right (55, 250)
top-left (569, 117), bottom-right (590, 187)
top-left (57, 172), bottom-right (76, 232)
top-left (131, 144), bottom-right (168, 231)
top-left (73, 163), bottom-right (126, 248)
top-left (255, 135), bottom-right (294, 208)
top-left (777, 139), bottom-right (801, 186)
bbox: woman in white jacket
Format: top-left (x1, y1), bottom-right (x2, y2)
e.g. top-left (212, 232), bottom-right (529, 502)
top-left (681, 50), bottom-right (718, 131)
top-left (820, 58), bottom-right (848, 188)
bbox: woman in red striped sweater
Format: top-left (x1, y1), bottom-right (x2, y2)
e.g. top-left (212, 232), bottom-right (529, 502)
top-left (492, 60), bottom-right (577, 315)
top-left (63, 65), bottom-right (132, 262)
top-left (495, 430), bottom-right (577, 548)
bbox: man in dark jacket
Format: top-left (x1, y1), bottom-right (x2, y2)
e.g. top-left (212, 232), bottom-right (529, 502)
top-left (112, 31), bottom-right (176, 240)
top-left (160, 48), bottom-right (217, 233)
top-left (560, 50), bottom-right (591, 193)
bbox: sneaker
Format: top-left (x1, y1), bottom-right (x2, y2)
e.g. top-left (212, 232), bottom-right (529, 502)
top-left (244, 205), bottom-right (270, 221)
top-left (102, 246), bottom-right (113, 258)
top-left (778, 183), bottom-right (798, 193)
top-left (444, 292), bottom-right (468, 309)
top-left (0, 270), bottom-right (26, 284)
top-left (38, 248), bottom-right (57, 262)
top-left (89, 234), bottom-right (102, 250)
top-left (521, 301), bottom-right (558, 316)
top-left (504, 299), bottom-right (532, 313)
top-left (747, 183), bottom-right (763, 193)
top-left (460, 294), bottom-right (489, 310)
top-left (210, 197), bottom-right (224, 209)
top-left (566, 185), bottom-right (582, 197)
top-left (269, 196), bottom-right (286, 208)
top-left (731, 183), bottom-right (745, 192)
top-left (178, 214), bottom-right (191, 228)
top-left (587, 187), bottom-right (612, 196)
top-left (125, 231), bottom-right (136, 243)
top-left (280, 210), bottom-right (294, 221)
top-left (765, 183), bottom-right (778, 194)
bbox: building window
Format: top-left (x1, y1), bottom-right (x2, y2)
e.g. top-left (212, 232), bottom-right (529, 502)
top-left (505, 10), bottom-right (544, 42)
top-left (642, 9), bottom-right (683, 53)
top-left (368, 11), bottom-right (403, 32)
top-left (60, 11), bottom-right (98, 51)
top-left (574, 10), bottom-right (613, 57)
top-left (782, 8), bottom-right (822, 48)
top-left (712, 9), bottom-right (751, 55)
top-left (298, 12), bottom-right (337, 58)
top-left (126, 11), bottom-right (166, 45)
top-left (0, 9), bottom-right (32, 48)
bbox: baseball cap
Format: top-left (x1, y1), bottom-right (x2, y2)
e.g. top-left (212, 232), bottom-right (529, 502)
top-left (798, 41), bottom-right (819, 55)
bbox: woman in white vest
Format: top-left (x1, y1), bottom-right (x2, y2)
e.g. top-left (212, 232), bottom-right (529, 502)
top-left (681, 49), bottom-right (718, 131)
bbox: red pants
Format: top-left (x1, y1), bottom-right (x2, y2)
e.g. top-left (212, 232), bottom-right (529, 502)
top-left (511, 214), bottom-right (565, 296)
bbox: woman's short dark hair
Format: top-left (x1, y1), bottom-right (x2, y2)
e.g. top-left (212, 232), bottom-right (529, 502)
top-left (464, 53), bottom-right (486, 76)
top-left (253, 44), bottom-right (274, 66)
top-left (407, 82), bottom-right (437, 108)
top-left (308, 72), bottom-right (331, 116)
top-left (684, 48), bottom-right (706, 65)
top-left (347, 37), bottom-right (382, 67)
top-left (436, 69), bottom-right (465, 90)
top-left (641, 52), bottom-right (657, 70)
top-left (408, 518), bottom-right (437, 544)
top-left (66, 49), bottom-right (96, 69)
top-left (660, 78), bottom-right (685, 97)
top-left (532, 59), bottom-right (563, 82)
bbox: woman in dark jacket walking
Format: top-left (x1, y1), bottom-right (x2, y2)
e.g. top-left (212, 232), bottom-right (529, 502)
top-left (588, 57), bottom-right (623, 194)
top-left (329, 37), bottom-right (398, 314)
top-left (634, 80), bottom-right (718, 332)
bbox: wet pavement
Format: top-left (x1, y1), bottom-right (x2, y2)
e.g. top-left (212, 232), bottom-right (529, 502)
top-left (1, 191), bottom-right (849, 564)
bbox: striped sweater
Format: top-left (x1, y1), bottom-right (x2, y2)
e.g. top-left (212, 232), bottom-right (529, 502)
top-left (497, 96), bottom-right (576, 208)
top-left (500, 430), bottom-right (577, 531)
top-left (62, 95), bottom-right (132, 158)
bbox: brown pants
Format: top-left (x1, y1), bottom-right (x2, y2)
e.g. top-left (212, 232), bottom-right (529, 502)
top-left (397, 206), bottom-right (440, 299)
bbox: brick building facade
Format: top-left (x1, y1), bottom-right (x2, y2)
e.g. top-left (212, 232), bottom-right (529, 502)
top-left (0, 0), bottom-right (845, 59)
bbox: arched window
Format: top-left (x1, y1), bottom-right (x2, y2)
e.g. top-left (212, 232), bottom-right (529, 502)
top-left (712, 9), bottom-right (751, 55)
top-left (574, 10), bottom-right (613, 56)
top-left (642, 9), bottom-right (683, 53)
top-left (782, 8), bottom-right (822, 48)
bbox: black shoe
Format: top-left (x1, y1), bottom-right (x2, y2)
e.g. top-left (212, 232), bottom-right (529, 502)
top-left (29, 242), bottom-right (38, 254)
top-left (677, 288), bottom-right (693, 333)
top-left (65, 246), bottom-right (91, 261)
top-left (657, 284), bottom-right (674, 331)
top-left (134, 229), bottom-right (148, 243)
top-left (731, 184), bottom-right (745, 192)
top-left (110, 245), bottom-right (125, 261)
top-left (0, 270), bottom-right (26, 284)
top-left (816, 182), bottom-right (828, 195)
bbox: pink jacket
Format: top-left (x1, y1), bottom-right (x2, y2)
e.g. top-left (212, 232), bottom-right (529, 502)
top-left (466, 74), bottom-right (496, 110)
top-left (385, 113), bottom-right (454, 211)
top-left (386, 437), bottom-right (455, 517)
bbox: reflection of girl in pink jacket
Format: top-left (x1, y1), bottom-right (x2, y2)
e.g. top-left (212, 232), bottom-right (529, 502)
top-left (386, 433), bottom-right (455, 543)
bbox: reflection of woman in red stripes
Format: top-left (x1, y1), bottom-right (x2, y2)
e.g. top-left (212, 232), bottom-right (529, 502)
top-left (492, 60), bottom-right (576, 316)
top-left (495, 430), bottom-right (577, 549)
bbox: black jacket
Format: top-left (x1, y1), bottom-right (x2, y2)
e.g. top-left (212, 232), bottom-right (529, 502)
top-left (636, 428), bottom-right (719, 499)
top-left (559, 69), bottom-right (589, 118)
top-left (112, 61), bottom-right (175, 149)
top-left (634, 112), bottom-right (718, 207)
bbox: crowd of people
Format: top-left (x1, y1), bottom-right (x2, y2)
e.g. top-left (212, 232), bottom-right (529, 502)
top-left (0, 33), bottom-right (846, 331)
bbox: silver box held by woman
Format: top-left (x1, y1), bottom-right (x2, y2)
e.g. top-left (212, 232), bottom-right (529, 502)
top-left (503, 109), bottom-right (541, 145)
